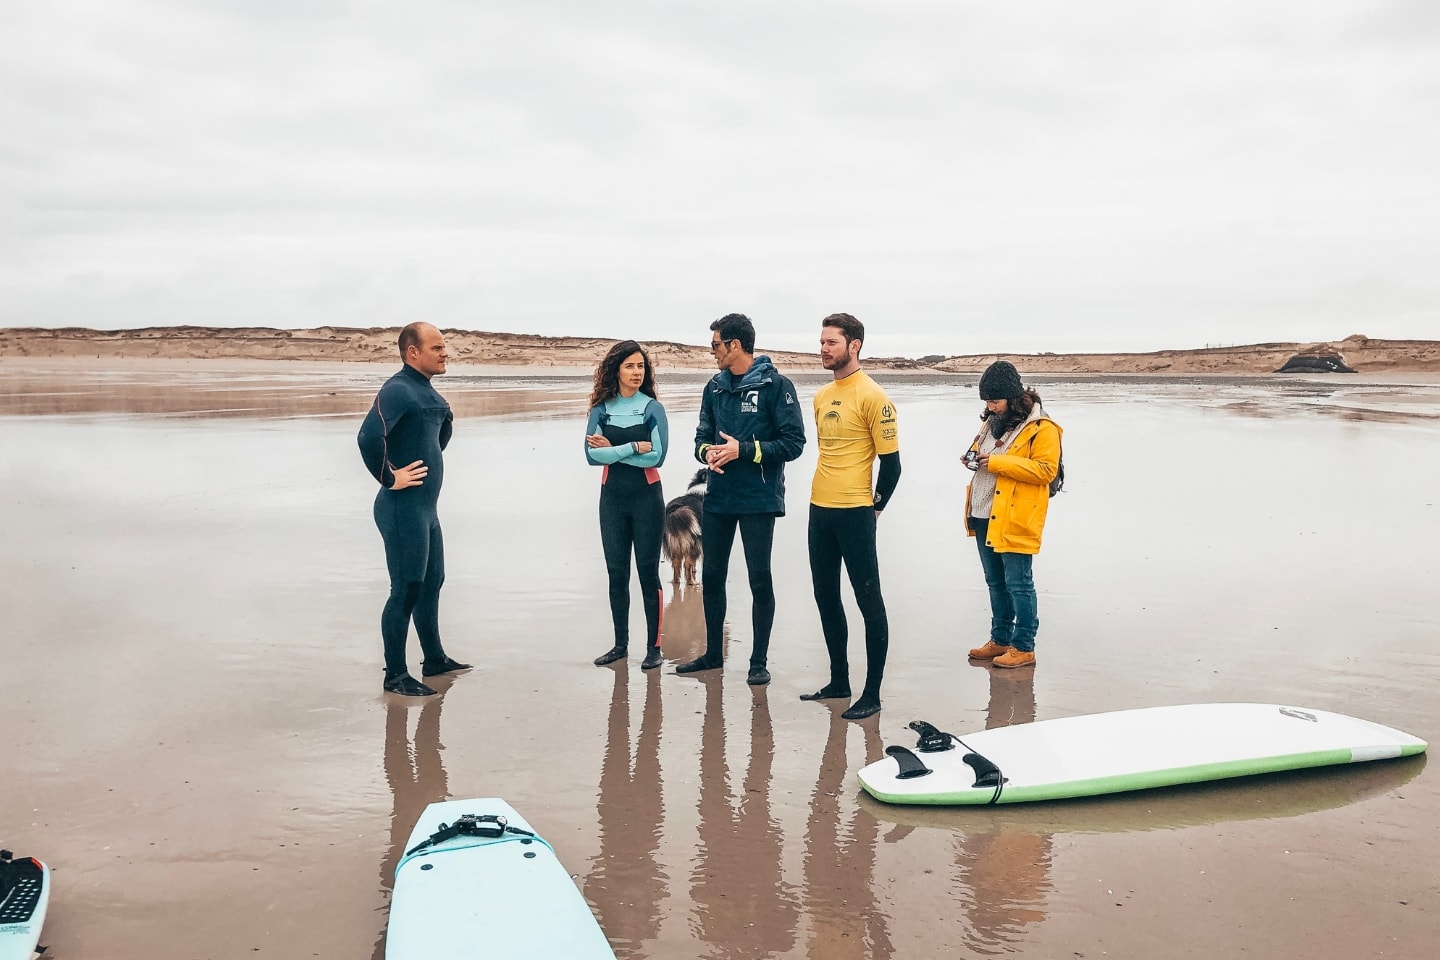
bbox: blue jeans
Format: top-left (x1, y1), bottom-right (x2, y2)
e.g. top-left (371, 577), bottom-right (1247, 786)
top-left (970, 518), bottom-right (1038, 652)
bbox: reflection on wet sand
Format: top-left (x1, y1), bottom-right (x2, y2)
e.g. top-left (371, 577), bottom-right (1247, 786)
top-left (1033, 375), bottom-right (1440, 423)
top-left (660, 584), bottom-right (709, 664)
top-left (11, 364), bottom-right (1438, 425)
top-left (373, 694), bottom-right (450, 960)
top-left (950, 668), bottom-right (1053, 955)
top-left (803, 711), bottom-right (892, 960)
top-left (584, 666), bottom-right (668, 957)
top-left (6, 364), bottom-right (1438, 958)
top-left (690, 679), bottom-right (799, 960)
top-left (0, 363), bottom-right (596, 420)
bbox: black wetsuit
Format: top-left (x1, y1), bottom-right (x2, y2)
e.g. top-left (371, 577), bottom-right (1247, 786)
top-left (585, 395), bottom-right (668, 654)
top-left (599, 422), bottom-right (664, 652)
top-left (357, 365), bottom-right (454, 678)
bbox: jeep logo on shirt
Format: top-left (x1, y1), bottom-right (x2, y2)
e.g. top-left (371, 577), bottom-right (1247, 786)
top-left (741, 390), bottom-right (759, 413)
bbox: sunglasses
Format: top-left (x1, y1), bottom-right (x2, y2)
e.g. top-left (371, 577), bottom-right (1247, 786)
top-left (710, 338), bottom-right (733, 352)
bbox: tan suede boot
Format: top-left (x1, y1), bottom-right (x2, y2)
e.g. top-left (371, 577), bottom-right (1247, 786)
top-left (992, 648), bottom-right (1036, 669)
top-left (968, 640), bottom-right (1011, 661)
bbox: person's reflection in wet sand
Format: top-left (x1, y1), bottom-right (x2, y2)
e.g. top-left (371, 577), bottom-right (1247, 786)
top-left (584, 665), bottom-right (667, 958)
top-left (802, 709), bottom-right (894, 960)
top-left (661, 581), bottom-right (709, 664)
top-left (371, 693), bottom-right (450, 960)
top-left (952, 667), bottom-right (1053, 953)
top-left (984, 665), bottom-right (1036, 729)
top-left (690, 678), bottom-right (800, 959)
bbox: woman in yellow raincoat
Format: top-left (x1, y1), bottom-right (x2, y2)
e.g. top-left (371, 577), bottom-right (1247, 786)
top-left (962, 361), bottom-right (1062, 669)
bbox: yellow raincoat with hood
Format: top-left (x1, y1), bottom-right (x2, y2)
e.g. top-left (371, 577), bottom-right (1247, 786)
top-left (963, 411), bottom-right (1062, 555)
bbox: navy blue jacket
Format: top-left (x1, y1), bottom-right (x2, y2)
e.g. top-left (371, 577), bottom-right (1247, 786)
top-left (694, 355), bottom-right (806, 515)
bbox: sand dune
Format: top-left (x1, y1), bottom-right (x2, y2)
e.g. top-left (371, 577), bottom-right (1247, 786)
top-left (2, 325), bottom-right (1438, 374)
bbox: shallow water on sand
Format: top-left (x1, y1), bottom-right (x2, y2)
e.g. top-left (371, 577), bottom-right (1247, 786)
top-left (1, 362), bottom-right (1437, 959)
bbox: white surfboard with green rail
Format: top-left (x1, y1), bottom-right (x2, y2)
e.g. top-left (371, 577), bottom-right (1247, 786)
top-left (857, 703), bottom-right (1427, 806)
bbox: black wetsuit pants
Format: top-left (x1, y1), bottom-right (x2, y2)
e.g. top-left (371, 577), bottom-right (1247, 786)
top-left (599, 483), bottom-right (664, 651)
top-left (808, 504), bottom-right (888, 698)
top-left (376, 495), bottom-right (448, 679)
top-left (700, 512), bottom-right (777, 668)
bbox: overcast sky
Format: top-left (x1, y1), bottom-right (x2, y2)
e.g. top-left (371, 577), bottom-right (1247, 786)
top-left (3, 1), bottom-right (1437, 356)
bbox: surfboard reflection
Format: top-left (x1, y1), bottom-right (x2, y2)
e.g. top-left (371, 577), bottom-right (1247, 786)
top-left (689, 677), bottom-right (800, 959)
top-left (373, 694), bottom-right (450, 960)
top-left (584, 664), bottom-right (668, 957)
top-left (803, 707), bottom-right (894, 960)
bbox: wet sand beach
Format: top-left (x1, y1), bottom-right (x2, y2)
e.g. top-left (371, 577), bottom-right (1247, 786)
top-left (1, 359), bottom-right (1437, 959)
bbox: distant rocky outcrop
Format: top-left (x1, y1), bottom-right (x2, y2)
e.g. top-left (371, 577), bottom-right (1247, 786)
top-left (1274, 336), bottom-right (1365, 373)
top-left (1278, 351), bottom-right (1353, 371)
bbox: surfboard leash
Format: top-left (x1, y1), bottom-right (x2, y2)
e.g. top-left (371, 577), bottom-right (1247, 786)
top-left (404, 814), bottom-right (539, 858)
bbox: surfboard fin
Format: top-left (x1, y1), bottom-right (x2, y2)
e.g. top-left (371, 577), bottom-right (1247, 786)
top-left (885, 745), bottom-right (933, 779)
top-left (963, 752), bottom-right (1005, 789)
top-left (907, 720), bottom-right (957, 753)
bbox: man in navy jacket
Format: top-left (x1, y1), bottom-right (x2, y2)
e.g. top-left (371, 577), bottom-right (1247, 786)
top-left (676, 314), bottom-right (807, 684)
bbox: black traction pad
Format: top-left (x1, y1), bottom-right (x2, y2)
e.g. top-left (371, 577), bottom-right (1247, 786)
top-left (0, 853), bottom-right (45, 925)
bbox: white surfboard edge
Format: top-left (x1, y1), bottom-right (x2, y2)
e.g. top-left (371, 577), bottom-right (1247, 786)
top-left (857, 703), bottom-right (1427, 807)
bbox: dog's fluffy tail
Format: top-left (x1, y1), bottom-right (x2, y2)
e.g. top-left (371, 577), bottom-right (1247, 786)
top-left (663, 505), bottom-right (701, 563)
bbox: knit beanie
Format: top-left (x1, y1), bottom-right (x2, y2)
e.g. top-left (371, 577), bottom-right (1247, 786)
top-left (978, 360), bottom-right (1024, 400)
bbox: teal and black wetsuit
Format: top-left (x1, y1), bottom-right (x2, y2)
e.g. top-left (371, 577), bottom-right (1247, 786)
top-left (584, 393), bottom-right (669, 653)
top-left (358, 365), bottom-right (456, 679)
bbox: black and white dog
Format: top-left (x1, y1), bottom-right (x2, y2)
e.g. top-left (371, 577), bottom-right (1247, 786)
top-left (663, 469), bottom-right (708, 585)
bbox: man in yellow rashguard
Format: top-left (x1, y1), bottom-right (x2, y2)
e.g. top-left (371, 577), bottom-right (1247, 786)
top-left (799, 313), bottom-right (901, 720)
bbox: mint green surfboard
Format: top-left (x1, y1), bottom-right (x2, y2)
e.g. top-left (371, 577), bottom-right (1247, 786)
top-left (858, 703), bottom-right (1427, 806)
top-left (385, 799), bottom-right (615, 959)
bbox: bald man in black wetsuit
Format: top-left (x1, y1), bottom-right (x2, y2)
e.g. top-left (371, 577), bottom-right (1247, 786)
top-left (358, 322), bottom-right (471, 696)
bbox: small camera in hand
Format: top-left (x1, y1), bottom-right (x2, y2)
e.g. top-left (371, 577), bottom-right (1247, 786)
top-left (962, 449), bottom-right (980, 470)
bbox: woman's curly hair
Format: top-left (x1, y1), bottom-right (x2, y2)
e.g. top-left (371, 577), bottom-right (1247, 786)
top-left (589, 340), bottom-right (658, 409)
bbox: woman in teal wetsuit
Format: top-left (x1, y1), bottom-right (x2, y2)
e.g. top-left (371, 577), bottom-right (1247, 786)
top-left (584, 341), bottom-right (669, 669)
